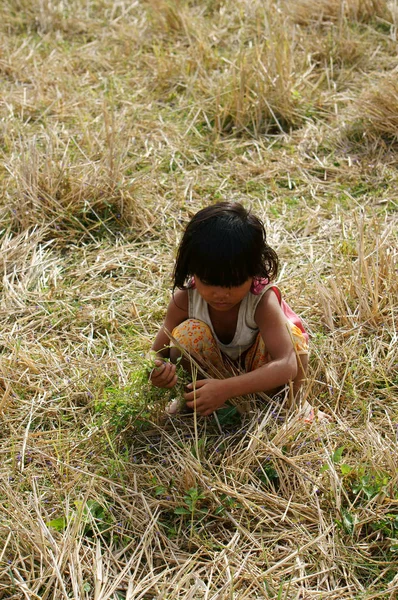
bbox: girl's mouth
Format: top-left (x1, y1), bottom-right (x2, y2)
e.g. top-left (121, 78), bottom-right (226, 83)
top-left (212, 301), bottom-right (232, 308)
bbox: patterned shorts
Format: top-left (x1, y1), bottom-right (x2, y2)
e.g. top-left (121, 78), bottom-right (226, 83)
top-left (171, 319), bottom-right (309, 376)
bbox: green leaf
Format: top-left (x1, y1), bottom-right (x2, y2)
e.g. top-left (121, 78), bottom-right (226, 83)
top-left (216, 405), bottom-right (240, 426)
top-left (85, 500), bottom-right (104, 520)
top-left (342, 509), bottom-right (355, 535)
top-left (185, 487), bottom-right (205, 502)
top-left (340, 464), bottom-right (353, 475)
top-left (332, 446), bottom-right (345, 464)
top-left (47, 517), bottom-right (67, 531)
top-left (174, 507), bottom-right (190, 515)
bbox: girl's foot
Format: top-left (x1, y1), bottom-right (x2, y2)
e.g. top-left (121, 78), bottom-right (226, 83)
top-left (165, 398), bottom-right (193, 416)
top-left (165, 398), bottom-right (183, 415)
top-left (300, 401), bottom-right (331, 424)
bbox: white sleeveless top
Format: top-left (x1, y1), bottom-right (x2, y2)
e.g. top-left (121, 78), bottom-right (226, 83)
top-left (187, 283), bottom-right (276, 360)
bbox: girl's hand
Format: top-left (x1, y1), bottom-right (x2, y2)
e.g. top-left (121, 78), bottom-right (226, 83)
top-left (150, 360), bottom-right (177, 389)
top-left (184, 379), bottom-right (230, 416)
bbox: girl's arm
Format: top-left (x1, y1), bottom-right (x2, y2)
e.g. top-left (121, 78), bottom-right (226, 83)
top-left (150, 289), bottom-right (188, 388)
top-left (225, 289), bottom-right (297, 393)
top-left (184, 290), bottom-right (297, 413)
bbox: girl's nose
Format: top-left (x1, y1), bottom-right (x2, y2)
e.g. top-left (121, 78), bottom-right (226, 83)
top-left (214, 289), bottom-right (230, 301)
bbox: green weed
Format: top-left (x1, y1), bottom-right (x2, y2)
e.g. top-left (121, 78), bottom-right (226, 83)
top-left (1, 0), bottom-right (398, 596)
top-left (174, 487), bottom-right (209, 537)
top-left (257, 462), bottom-right (280, 490)
top-left (47, 498), bottom-right (115, 539)
top-left (95, 353), bottom-right (190, 432)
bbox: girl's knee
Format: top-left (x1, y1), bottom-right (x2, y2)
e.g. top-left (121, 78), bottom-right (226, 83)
top-left (171, 319), bottom-right (226, 372)
top-left (171, 319), bottom-right (214, 353)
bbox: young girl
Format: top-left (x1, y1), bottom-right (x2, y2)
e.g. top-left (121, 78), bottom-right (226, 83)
top-left (150, 202), bottom-right (311, 418)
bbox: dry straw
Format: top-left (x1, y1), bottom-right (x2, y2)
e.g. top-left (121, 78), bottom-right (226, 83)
top-left (354, 74), bottom-right (398, 142)
top-left (287, 0), bottom-right (392, 24)
top-left (0, 0), bottom-right (397, 598)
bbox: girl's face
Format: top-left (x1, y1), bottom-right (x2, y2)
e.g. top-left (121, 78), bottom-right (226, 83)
top-left (194, 276), bottom-right (252, 311)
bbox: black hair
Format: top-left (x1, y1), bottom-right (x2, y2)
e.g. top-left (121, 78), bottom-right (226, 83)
top-left (173, 202), bottom-right (278, 289)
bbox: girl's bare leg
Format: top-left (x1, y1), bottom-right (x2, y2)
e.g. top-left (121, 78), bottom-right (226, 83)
top-left (291, 353), bottom-right (330, 422)
top-left (293, 352), bottom-right (308, 397)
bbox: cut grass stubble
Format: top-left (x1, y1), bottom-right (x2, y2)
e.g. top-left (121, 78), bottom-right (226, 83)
top-left (1, 0), bottom-right (398, 598)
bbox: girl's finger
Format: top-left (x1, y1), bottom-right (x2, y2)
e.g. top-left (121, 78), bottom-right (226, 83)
top-left (186, 379), bottom-right (206, 391)
top-left (151, 370), bottom-right (169, 386)
top-left (153, 361), bottom-right (173, 380)
top-left (184, 387), bottom-right (206, 402)
top-left (186, 398), bottom-right (203, 409)
top-left (165, 375), bottom-right (178, 388)
top-left (163, 362), bottom-right (175, 378)
top-left (164, 369), bottom-right (176, 386)
top-left (150, 362), bottom-right (165, 379)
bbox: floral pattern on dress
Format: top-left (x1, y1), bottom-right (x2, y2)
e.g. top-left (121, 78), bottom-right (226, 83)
top-left (172, 318), bottom-right (309, 375)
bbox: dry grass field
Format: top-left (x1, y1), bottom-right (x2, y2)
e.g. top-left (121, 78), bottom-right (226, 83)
top-left (0, 1), bottom-right (398, 598)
